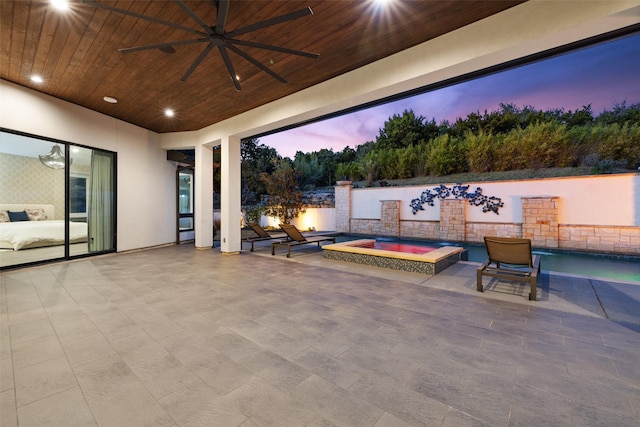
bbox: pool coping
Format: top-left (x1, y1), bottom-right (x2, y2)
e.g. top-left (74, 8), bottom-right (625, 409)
top-left (322, 239), bottom-right (464, 275)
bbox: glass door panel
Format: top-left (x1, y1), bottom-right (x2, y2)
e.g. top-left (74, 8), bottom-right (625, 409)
top-left (0, 133), bottom-right (66, 267)
top-left (0, 130), bottom-right (116, 269)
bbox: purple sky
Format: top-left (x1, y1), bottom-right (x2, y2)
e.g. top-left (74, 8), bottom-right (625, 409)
top-left (259, 33), bottom-right (640, 159)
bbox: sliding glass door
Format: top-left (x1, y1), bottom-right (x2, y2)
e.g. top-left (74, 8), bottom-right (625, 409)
top-left (0, 129), bottom-right (116, 269)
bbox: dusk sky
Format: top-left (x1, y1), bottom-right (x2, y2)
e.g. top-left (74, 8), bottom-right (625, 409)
top-left (259, 32), bottom-right (640, 159)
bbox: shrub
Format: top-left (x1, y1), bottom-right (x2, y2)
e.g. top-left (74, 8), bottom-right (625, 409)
top-left (465, 130), bottom-right (496, 173)
top-left (428, 134), bottom-right (467, 176)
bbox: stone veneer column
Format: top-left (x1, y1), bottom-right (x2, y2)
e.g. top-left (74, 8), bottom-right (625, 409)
top-left (439, 199), bottom-right (466, 241)
top-left (380, 200), bottom-right (400, 236)
top-left (334, 181), bottom-right (352, 233)
top-left (522, 196), bottom-right (559, 248)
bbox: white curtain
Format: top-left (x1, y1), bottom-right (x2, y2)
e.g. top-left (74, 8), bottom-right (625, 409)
top-left (88, 151), bottom-right (114, 252)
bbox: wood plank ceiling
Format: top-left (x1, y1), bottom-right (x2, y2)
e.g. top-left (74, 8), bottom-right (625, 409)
top-left (1, 0), bottom-right (525, 133)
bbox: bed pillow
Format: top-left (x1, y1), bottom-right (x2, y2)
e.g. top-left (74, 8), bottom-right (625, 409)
top-left (0, 210), bottom-right (9, 223)
top-left (8, 211), bottom-right (29, 222)
top-left (25, 208), bottom-right (48, 221)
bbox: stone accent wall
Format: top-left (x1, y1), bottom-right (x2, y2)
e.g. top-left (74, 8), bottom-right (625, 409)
top-left (559, 225), bottom-right (640, 255)
top-left (522, 197), bottom-right (559, 248)
top-left (439, 199), bottom-right (466, 241)
top-left (350, 219), bottom-right (380, 235)
top-left (465, 222), bottom-right (522, 243)
top-left (380, 200), bottom-right (400, 236)
top-left (400, 220), bottom-right (440, 240)
top-left (335, 179), bottom-right (640, 256)
top-left (334, 184), bottom-right (351, 233)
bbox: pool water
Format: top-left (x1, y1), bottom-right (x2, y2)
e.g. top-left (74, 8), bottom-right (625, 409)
top-left (340, 236), bottom-right (640, 283)
top-left (459, 244), bottom-right (640, 283)
top-left (373, 242), bottom-right (437, 254)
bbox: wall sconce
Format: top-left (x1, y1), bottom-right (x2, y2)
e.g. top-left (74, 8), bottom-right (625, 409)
top-left (39, 144), bottom-right (71, 169)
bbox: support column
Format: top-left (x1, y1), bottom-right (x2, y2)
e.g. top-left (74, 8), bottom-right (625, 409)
top-left (334, 181), bottom-right (352, 233)
top-left (439, 199), bottom-right (466, 241)
top-left (220, 135), bottom-right (242, 254)
top-left (380, 200), bottom-right (400, 236)
top-left (522, 196), bottom-right (559, 248)
top-left (194, 143), bottom-right (214, 249)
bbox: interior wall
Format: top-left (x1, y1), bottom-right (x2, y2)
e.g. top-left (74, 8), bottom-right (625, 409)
top-left (0, 153), bottom-right (65, 219)
top-left (0, 81), bottom-right (177, 252)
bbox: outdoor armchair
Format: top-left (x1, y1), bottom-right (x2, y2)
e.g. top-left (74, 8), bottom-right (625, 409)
top-left (477, 236), bottom-right (541, 300)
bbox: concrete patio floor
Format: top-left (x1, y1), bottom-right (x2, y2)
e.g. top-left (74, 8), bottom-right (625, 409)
top-left (1, 243), bottom-right (639, 426)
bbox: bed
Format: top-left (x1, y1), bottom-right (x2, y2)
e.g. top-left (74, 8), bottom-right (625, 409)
top-left (0, 204), bottom-right (88, 250)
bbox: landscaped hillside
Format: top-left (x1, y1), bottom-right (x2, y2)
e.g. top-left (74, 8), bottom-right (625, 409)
top-left (239, 103), bottom-right (640, 214)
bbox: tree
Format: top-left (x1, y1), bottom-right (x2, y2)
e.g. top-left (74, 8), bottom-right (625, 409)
top-left (241, 138), bottom-right (280, 206)
top-left (375, 109), bottom-right (430, 150)
top-left (260, 159), bottom-right (306, 224)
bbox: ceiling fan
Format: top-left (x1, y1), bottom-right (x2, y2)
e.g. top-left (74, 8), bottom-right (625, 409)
top-left (82, 0), bottom-right (319, 90)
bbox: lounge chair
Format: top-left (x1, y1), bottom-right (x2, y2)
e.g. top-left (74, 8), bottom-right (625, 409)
top-left (242, 222), bottom-right (277, 251)
top-left (271, 223), bottom-right (336, 257)
top-left (477, 236), bottom-right (541, 301)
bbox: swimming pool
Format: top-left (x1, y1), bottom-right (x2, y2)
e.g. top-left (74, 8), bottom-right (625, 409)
top-left (338, 235), bottom-right (640, 283)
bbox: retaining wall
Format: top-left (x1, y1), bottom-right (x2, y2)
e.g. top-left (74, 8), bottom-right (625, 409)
top-left (339, 174), bottom-right (640, 255)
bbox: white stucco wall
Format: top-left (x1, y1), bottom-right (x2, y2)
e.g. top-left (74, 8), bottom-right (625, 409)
top-left (0, 81), bottom-right (177, 251)
top-left (351, 174), bottom-right (640, 227)
top-left (262, 208), bottom-right (337, 232)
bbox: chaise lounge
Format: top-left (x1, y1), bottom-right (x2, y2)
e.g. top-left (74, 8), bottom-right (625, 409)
top-left (271, 223), bottom-right (336, 257)
top-left (477, 236), bottom-right (541, 301)
top-left (242, 222), bottom-right (277, 251)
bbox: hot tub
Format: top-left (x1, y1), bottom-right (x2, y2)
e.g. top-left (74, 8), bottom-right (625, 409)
top-left (322, 239), bottom-right (464, 275)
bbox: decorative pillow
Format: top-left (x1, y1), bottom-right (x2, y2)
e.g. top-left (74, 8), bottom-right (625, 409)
top-left (0, 210), bottom-right (9, 223)
top-left (8, 211), bottom-right (30, 222)
top-left (25, 208), bottom-right (48, 221)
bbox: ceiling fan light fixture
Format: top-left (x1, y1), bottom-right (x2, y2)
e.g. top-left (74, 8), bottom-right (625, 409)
top-left (84, 0), bottom-right (318, 89)
top-left (39, 144), bottom-right (71, 169)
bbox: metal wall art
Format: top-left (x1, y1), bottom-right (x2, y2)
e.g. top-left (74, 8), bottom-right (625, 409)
top-left (410, 183), bottom-right (503, 215)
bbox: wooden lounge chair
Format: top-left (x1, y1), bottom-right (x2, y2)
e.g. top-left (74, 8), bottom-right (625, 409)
top-left (242, 222), bottom-right (276, 251)
top-left (271, 223), bottom-right (336, 257)
top-left (477, 236), bottom-right (541, 301)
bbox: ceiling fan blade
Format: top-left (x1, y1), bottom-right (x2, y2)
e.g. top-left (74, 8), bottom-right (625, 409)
top-left (119, 38), bottom-right (209, 54)
top-left (229, 39), bottom-right (319, 59)
top-left (181, 42), bottom-right (217, 81)
top-left (215, 0), bottom-right (230, 35)
top-left (217, 46), bottom-right (242, 91)
top-left (226, 44), bottom-right (288, 84)
top-left (226, 7), bottom-right (313, 38)
top-left (174, 0), bottom-right (212, 34)
top-left (82, 0), bottom-right (207, 37)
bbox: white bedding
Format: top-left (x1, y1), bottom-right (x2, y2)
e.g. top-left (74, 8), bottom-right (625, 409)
top-left (0, 220), bottom-right (88, 250)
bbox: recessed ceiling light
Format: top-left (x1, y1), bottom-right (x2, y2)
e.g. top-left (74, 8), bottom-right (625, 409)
top-left (30, 75), bottom-right (43, 84)
top-left (51, 0), bottom-right (69, 11)
top-left (165, 109), bottom-right (175, 117)
top-left (103, 96), bottom-right (118, 104)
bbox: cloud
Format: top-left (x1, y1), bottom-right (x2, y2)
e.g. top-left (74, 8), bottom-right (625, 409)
top-left (259, 33), bottom-right (640, 159)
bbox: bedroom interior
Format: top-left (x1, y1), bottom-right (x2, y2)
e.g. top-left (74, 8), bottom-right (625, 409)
top-left (0, 130), bottom-right (116, 268)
